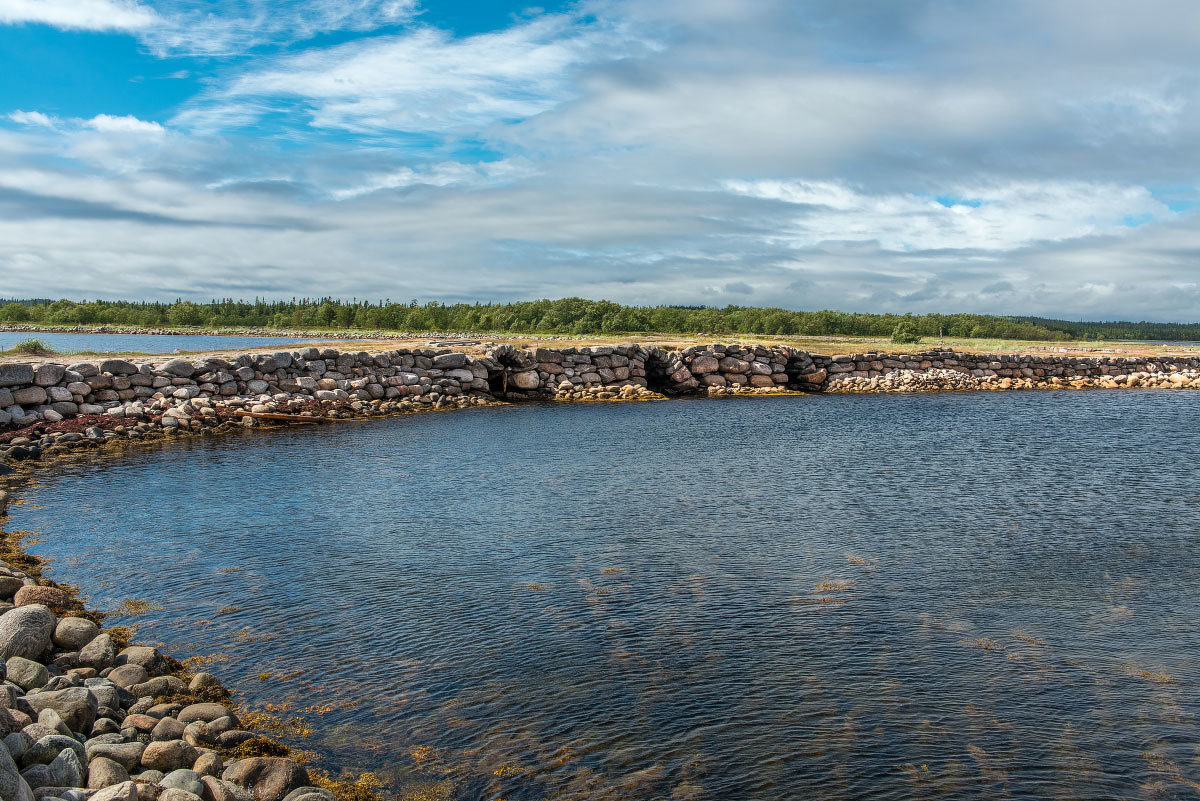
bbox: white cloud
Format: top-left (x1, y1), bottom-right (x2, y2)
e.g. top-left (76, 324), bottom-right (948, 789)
top-left (330, 158), bottom-right (536, 199)
top-left (723, 179), bottom-right (1172, 252)
top-left (174, 13), bottom-right (650, 133)
top-left (140, 0), bottom-right (419, 56)
top-left (7, 110), bottom-right (55, 128)
top-left (3, 1), bottom-right (1200, 320)
top-left (86, 114), bottom-right (166, 135)
top-left (0, 0), bottom-right (158, 31)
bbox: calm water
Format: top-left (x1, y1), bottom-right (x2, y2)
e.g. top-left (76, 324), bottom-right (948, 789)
top-left (0, 332), bottom-right (347, 354)
top-left (11, 392), bottom-right (1200, 800)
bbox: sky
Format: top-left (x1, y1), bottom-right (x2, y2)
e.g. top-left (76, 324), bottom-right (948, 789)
top-left (0, 0), bottom-right (1198, 319)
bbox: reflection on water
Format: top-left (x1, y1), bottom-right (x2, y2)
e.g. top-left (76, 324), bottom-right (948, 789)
top-left (10, 391), bottom-right (1200, 800)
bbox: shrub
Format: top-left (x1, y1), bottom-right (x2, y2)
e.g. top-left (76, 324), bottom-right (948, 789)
top-left (890, 321), bottom-right (921, 344)
top-left (5, 338), bottom-right (57, 356)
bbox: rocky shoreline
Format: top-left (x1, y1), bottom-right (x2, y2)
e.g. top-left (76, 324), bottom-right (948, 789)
top-left (0, 492), bottom-right (375, 801)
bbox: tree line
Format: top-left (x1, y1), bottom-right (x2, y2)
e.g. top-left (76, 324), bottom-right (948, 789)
top-left (0, 297), bottom-right (1194, 341)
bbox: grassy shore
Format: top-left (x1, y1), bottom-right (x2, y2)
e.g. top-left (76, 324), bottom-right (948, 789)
top-left (3, 324), bottom-right (1200, 360)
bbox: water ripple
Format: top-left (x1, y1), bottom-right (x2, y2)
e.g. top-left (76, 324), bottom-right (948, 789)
top-left (10, 391), bottom-right (1200, 800)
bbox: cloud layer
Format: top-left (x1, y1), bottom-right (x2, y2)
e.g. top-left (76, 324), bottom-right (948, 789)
top-left (1, 0), bottom-right (1199, 319)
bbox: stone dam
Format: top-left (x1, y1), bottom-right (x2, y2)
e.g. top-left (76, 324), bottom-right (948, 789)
top-left (4, 342), bottom-right (1200, 453)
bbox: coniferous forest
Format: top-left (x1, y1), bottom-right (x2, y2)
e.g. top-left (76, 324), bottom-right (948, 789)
top-left (1, 297), bottom-right (1197, 341)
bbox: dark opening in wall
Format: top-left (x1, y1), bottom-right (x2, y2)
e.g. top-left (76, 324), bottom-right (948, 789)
top-left (644, 348), bottom-right (681, 394)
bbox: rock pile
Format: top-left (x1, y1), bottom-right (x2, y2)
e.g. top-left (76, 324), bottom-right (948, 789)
top-left (818, 349), bottom-right (1200, 393)
top-left (0, 571), bottom-right (329, 801)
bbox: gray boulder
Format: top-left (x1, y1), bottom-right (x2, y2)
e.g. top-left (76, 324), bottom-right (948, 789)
top-left (159, 790), bottom-right (202, 801)
top-left (199, 777), bottom-right (252, 801)
top-left (0, 607), bottom-right (55, 661)
top-left (0, 579), bottom-right (22, 601)
top-left (98, 361), bottom-right (136, 376)
top-left (160, 770), bottom-right (205, 797)
top-left (5, 659), bottom-right (47, 692)
top-left (85, 757), bottom-right (129, 790)
top-left (280, 789), bottom-right (335, 801)
top-left (3, 733), bottom-right (31, 761)
top-left (220, 759), bottom-right (308, 801)
top-left (0, 737), bottom-right (26, 801)
top-left (158, 361), bottom-right (194, 378)
top-left (176, 706), bottom-right (229, 726)
top-left (88, 781), bottom-right (138, 801)
top-left (0, 365), bottom-right (34, 389)
top-left (20, 736), bottom-right (84, 768)
top-left (47, 749), bottom-right (82, 789)
top-left (114, 647), bottom-right (163, 674)
top-left (34, 712), bottom-right (69, 739)
top-left (150, 718), bottom-right (185, 743)
top-left (83, 743), bottom-right (144, 773)
top-left (24, 690), bottom-right (96, 734)
top-left (76, 635), bottom-right (115, 671)
top-left (31, 367), bottom-right (64, 388)
top-left (50, 620), bottom-right (98, 652)
top-left (19, 765), bottom-right (52, 791)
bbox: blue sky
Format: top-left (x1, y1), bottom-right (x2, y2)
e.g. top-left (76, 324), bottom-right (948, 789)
top-left (1, 0), bottom-right (1199, 319)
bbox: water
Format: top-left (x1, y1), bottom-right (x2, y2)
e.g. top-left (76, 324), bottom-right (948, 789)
top-left (10, 391), bottom-right (1200, 800)
top-left (0, 332), bottom-right (352, 355)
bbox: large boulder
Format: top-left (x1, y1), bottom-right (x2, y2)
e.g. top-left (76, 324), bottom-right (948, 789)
top-left (99, 360), bottom-right (137, 376)
top-left (24, 688), bottom-right (97, 734)
top-left (160, 789), bottom-right (203, 801)
top-left (9, 388), bottom-right (45, 407)
top-left (77, 634), bottom-right (116, 671)
top-left (0, 737), bottom-right (26, 801)
top-left (200, 776), bottom-right (252, 801)
top-left (0, 365), bottom-right (34, 388)
top-left (281, 788), bottom-right (334, 801)
top-left (4, 658), bottom-right (47, 691)
top-left (177, 705), bottom-right (230, 725)
top-left (89, 781), bottom-right (138, 801)
top-left (86, 757), bottom-right (129, 790)
top-left (141, 741), bottom-right (198, 773)
top-left (511, 371), bottom-right (540, 390)
top-left (22, 735), bottom-right (84, 767)
top-left (51, 618), bottom-right (98, 652)
top-left (115, 646), bottom-right (163, 674)
top-left (0, 606), bottom-right (56, 661)
top-left (47, 747), bottom-right (84, 788)
top-left (11, 588), bottom-right (67, 613)
top-left (84, 743), bottom-right (144, 773)
top-left (162, 770), bottom-right (206, 796)
top-left (158, 360), bottom-right (195, 378)
top-left (432, 353), bottom-right (467, 369)
top-left (105, 664), bottom-right (146, 690)
top-left (221, 759), bottom-right (309, 801)
top-left (0, 578), bottom-right (22, 600)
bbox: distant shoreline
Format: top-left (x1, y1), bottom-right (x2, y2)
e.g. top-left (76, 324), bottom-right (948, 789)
top-left (3, 323), bottom-right (1198, 361)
